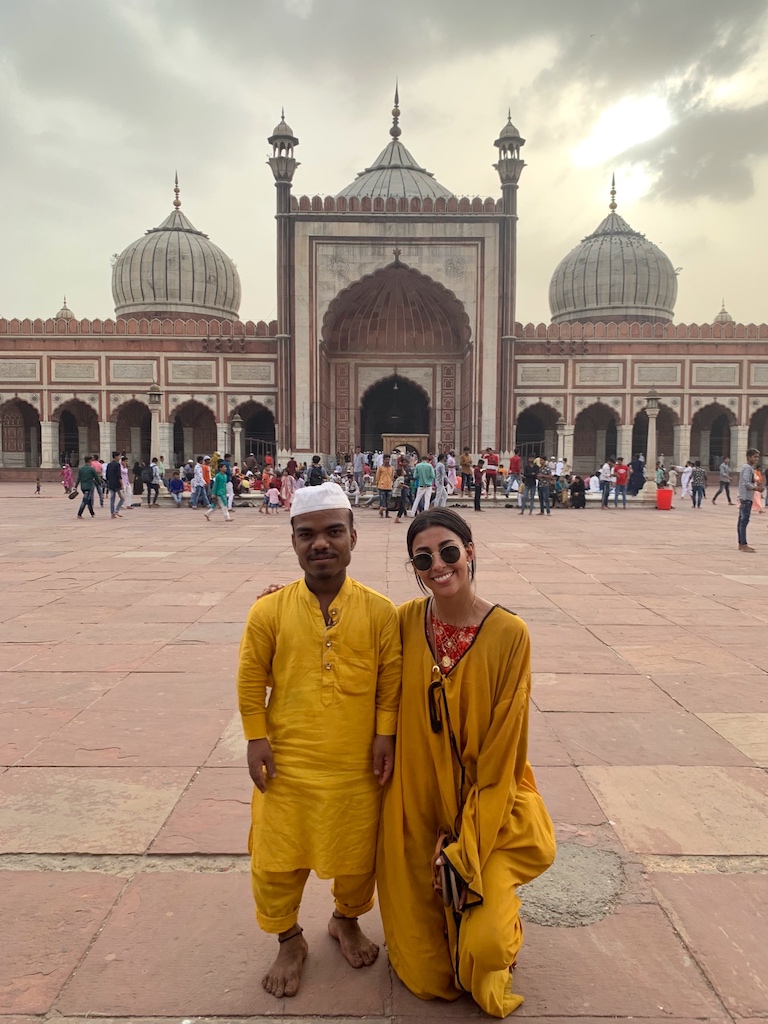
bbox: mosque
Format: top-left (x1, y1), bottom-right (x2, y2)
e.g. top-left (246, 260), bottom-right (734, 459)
top-left (1, 92), bottom-right (767, 478)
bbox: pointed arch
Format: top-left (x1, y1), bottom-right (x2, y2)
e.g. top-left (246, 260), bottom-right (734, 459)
top-left (0, 398), bottom-right (41, 468)
top-left (322, 262), bottom-right (471, 354)
top-left (573, 401), bottom-right (620, 474)
top-left (691, 402), bottom-right (736, 468)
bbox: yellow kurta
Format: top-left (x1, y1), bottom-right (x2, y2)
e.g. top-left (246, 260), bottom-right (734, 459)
top-left (238, 576), bottom-right (401, 878)
top-left (377, 599), bottom-right (555, 1018)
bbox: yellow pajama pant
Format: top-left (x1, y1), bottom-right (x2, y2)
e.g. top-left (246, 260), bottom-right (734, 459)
top-left (251, 866), bottom-right (375, 934)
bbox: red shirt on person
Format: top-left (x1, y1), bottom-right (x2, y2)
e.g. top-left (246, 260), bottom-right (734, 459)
top-left (485, 452), bottom-right (499, 473)
top-left (614, 464), bottom-right (629, 486)
top-left (509, 454), bottom-right (521, 474)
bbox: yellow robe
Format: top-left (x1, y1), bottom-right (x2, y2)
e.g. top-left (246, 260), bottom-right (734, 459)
top-left (377, 599), bottom-right (555, 1018)
top-left (237, 576), bottom-right (401, 878)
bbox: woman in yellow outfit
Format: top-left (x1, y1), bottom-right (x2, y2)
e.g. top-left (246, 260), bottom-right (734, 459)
top-left (377, 507), bottom-right (555, 1018)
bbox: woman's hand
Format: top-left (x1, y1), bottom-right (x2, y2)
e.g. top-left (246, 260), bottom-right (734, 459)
top-left (257, 584), bottom-right (285, 600)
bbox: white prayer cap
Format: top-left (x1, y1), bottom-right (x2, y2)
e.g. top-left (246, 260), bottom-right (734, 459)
top-left (290, 481), bottom-right (352, 520)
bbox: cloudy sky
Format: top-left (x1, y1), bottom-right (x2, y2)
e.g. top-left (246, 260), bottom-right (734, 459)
top-left (1, 0), bottom-right (767, 326)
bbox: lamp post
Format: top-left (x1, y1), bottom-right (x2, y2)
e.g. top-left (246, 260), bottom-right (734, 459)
top-left (645, 389), bottom-right (660, 478)
top-left (147, 383), bottom-right (162, 463)
top-left (231, 412), bottom-right (244, 468)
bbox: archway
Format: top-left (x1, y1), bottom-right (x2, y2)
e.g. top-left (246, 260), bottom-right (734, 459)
top-left (233, 401), bottom-right (276, 465)
top-left (54, 399), bottom-right (99, 465)
top-left (0, 399), bottom-right (41, 468)
top-left (573, 402), bottom-right (619, 474)
top-left (691, 403), bottom-right (735, 470)
top-left (632, 404), bottom-right (678, 462)
top-left (360, 376), bottom-right (430, 453)
top-left (172, 400), bottom-right (217, 464)
top-left (515, 402), bottom-right (560, 460)
top-left (749, 406), bottom-right (768, 455)
top-left (113, 400), bottom-right (151, 465)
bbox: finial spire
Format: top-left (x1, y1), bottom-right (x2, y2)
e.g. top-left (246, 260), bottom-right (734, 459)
top-left (281, 106), bottom-right (285, 120)
top-left (507, 107), bottom-right (512, 123)
top-left (390, 81), bottom-right (401, 140)
top-left (609, 173), bottom-right (617, 212)
top-left (62, 295), bottom-right (68, 309)
top-left (173, 171), bottom-right (181, 209)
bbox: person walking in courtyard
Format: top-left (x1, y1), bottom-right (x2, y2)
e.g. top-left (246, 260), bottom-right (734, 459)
top-left (473, 459), bottom-right (485, 512)
top-left (377, 508), bottom-right (555, 1018)
top-left (519, 456), bottom-right (538, 515)
top-left (433, 453), bottom-right (449, 508)
top-left (738, 448), bottom-right (763, 552)
top-left (459, 447), bottom-right (473, 496)
top-left (506, 448), bottom-right (522, 495)
top-left (680, 461), bottom-right (693, 501)
top-left (483, 447), bottom-right (500, 498)
top-left (105, 451), bottom-right (124, 518)
top-left (599, 458), bottom-right (615, 508)
top-left (409, 454), bottom-right (435, 517)
top-left (375, 453), bottom-right (394, 518)
top-left (712, 457), bottom-right (733, 505)
top-left (627, 453), bottom-right (645, 496)
top-left (237, 483), bottom-right (401, 999)
top-left (75, 456), bottom-right (100, 519)
top-left (61, 462), bottom-right (74, 495)
top-left (353, 446), bottom-right (367, 493)
top-left (190, 456), bottom-right (211, 510)
top-left (205, 463), bottom-right (232, 522)
top-left (690, 461), bottom-right (707, 508)
top-left (613, 456), bottom-right (629, 508)
top-left (537, 465), bottom-right (552, 515)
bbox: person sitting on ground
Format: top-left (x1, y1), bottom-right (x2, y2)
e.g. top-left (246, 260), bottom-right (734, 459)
top-left (344, 473), bottom-right (361, 507)
top-left (168, 471), bottom-right (185, 507)
top-left (588, 472), bottom-right (601, 493)
top-left (569, 475), bottom-right (586, 509)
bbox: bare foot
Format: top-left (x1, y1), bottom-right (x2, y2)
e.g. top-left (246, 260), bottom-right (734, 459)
top-left (328, 914), bottom-right (379, 968)
top-left (262, 930), bottom-right (308, 998)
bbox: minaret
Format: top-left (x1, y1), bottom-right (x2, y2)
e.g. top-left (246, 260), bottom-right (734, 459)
top-left (494, 113), bottom-right (526, 453)
top-left (268, 112), bottom-right (300, 454)
top-left (493, 112), bottom-right (526, 336)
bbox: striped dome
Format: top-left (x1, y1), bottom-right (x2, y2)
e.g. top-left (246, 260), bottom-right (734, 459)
top-left (549, 209), bottom-right (677, 325)
top-left (112, 189), bottom-right (241, 319)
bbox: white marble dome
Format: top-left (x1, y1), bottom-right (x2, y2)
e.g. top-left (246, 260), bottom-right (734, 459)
top-left (112, 184), bottom-right (241, 319)
top-left (549, 201), bottom-right (677, 325)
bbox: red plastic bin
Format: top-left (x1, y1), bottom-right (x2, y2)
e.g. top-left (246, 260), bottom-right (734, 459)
top-left (656, 487), bottom-right (673, 510)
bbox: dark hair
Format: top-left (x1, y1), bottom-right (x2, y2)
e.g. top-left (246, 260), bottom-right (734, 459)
top-left (406, 508), bottom-right (476, 594)
top-left (747, 448), bottom-right (760, 458)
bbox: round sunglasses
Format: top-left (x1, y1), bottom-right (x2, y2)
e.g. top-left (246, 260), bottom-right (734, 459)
top-left (411, 544), bottom-right (463, 572)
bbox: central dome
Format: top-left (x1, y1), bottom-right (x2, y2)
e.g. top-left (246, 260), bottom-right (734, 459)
top-left (112, 178), bottom-right (241, 320)
top-left (549, 185), bottom-right (677, 324)
top-left (336, 90), bottom-right (453, 201)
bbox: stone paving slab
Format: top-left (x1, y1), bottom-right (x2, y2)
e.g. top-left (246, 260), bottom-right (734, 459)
top-left (92, 671), bottom-right (237, 711)
top-left (546, 710), bottom-right (754, 766)
top-left (0, 708), bottom-right (79, 765)
top-left (150, 767), bottom-right (252, 853)
top-left (532, 672), bottom-right (679, 712)
top-left (696, 712), bottom-right (768, 764)
top-left (0, 671), bottom-right (120, 710)
top-left (653, 872), bottom-right (768, 1017)
top-left (0, 870), bottom-right (124, 1013)
top-left (582, 765), bottom-right (768, 854)
top-left (650, 672), bottom-right (768, 712)
top-left (0, 767), bottom-right (195, 852)
top-left (19, 708), bottom-right (231, 767)
top-left (532, 767), bottom-right (606, 825)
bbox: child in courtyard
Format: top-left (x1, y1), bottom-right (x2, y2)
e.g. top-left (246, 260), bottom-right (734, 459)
top-left (205, 464), bottom-right (232, 522)
top-left (266, 482), bottom-right (281, 514)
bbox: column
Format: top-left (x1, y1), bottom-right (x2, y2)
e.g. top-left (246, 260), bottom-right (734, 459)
top-left (78, 425), bottom-right (90, 458)
top-left (99, 421), bottom-right (116, 458)
top-left (40, 421), bottom-right (58, 469)
top-left (562, 425), bottom-right (574, 468)
top-left (158, 423), bottom-right (174, 465)
top-left (732, 425), bottom-right (749, 469)
top-left (28, 425), bottom-right (40, 468)
top-left (232, 420), bottom-right (244, 467)
top-left (543, 429), bottom-right (556, 457)
top-left (646, 408), bottom-right (659, 473)
top-left (183, 427), bottom-right (194, 463)
top-left (616, 424), bottom-right (633, 462)
top-left (149, 408), bottom-right (161, 462)
top-left (595, 429), bottom-right (607, 465)
top-left (699, 428), bottom-right (711, 468)
top-left (217, 422), bottom-right (230, 455)
top-left (674, 424), bottom-right (691, 466)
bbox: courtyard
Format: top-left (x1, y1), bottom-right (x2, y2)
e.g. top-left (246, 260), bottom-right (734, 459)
top-left (1, 481), bottom-right (767, 1024)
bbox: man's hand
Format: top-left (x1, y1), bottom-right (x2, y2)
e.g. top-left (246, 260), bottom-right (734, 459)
top-left (257, 583), bottom-right (285, 600)
top-left (372, 734), bottom-right (395, 787)
top-left (248, 738), bottom-right (277, 792)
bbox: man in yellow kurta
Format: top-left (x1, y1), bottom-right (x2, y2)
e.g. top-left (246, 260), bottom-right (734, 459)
top-left (377, 596), bottom-right (555, 1018)
top-left (237, 482), bottom-right (401, 999)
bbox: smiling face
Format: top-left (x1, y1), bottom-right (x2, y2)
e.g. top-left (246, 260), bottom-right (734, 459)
top-left (410, 525), bottom-right (474, 600)
top-left (291, 508), bottom-right (356, 582)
